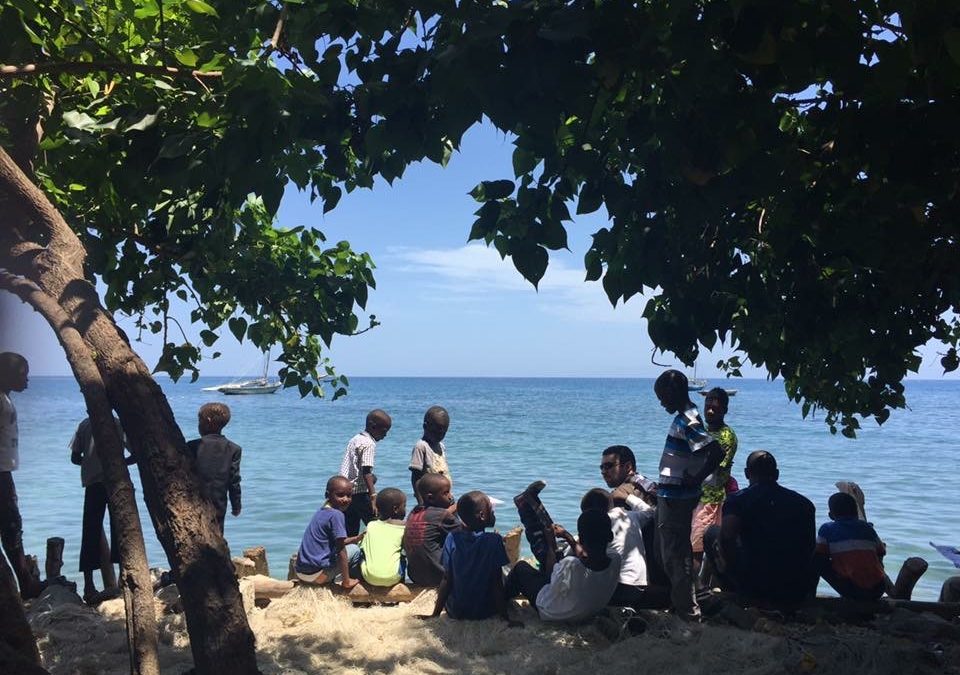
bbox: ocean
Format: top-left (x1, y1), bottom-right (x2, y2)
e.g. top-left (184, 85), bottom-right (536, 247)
top-left (11, 376), bottom-right (958, 601)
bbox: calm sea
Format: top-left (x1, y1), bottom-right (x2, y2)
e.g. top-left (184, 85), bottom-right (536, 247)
top-left (11, 376), bottom-right (958, 600)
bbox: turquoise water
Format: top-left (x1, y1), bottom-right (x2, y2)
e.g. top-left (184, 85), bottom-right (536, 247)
top-left (11, 376), bottom-right (958, 600)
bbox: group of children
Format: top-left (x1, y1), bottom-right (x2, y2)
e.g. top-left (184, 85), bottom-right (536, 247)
top-left (161, 375), bottom-right (932, 624)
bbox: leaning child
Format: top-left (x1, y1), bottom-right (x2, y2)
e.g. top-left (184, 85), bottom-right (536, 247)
top-left (295, 476), bottom-right (363, 589)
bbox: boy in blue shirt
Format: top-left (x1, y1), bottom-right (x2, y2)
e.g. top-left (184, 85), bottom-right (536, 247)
top-left (421, 490), bottom-right (519, 625)
top-left (654, 369), bottom-right (724, 621)
top-left (295, 475), bottom-right (364, 590)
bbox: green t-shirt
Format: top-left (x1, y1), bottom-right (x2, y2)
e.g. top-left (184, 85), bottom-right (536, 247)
top-left (700, 424), bottom-right (738, 505)
top-left (360, 520), bottom-right (405, 586)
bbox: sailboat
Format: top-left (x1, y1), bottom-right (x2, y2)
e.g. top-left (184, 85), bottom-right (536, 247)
top-left (687, 360), bottom-right (707, 392)
top-left (203, 353), bottom-right (281, 395)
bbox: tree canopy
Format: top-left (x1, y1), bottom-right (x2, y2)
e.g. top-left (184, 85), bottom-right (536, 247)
top-left (3, 0), bottom-right (960, 435)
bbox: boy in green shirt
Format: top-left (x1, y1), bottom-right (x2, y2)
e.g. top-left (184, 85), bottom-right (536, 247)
top-left (357, 488), bottom-right (407, 586)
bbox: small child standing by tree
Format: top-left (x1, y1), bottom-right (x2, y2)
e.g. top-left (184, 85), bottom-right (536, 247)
top-left (187, 402), bottom-right (242, 535)
top-left (409, 406), bottom-right (452, 500)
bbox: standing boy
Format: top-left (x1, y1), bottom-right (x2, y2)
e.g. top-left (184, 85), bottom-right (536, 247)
top-left (0, 352), bottom-right (40, 598)
top-left (186, 402), bottom-right (242, 535)
top-left (339, 409), bottom-right (392, 537)
top-left (422, 491), bottom-right (517, 624)
top-left (70, 415), bottom-right (130, 603)
top-left (409, 406), bottom-right (452, 500)
top-left (653, 369), bottom-right (724, 620)
top-left (403, 474), bottom-right (459, 586)
top-left (692, 388), bottom-right (738, 582)
top-left (295, 475), bottom-right (363, 589)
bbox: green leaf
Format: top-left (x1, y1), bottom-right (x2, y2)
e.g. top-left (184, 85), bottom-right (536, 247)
top-left (126, 113), bottom-right (159, 132)
top-left (200, 330), bottom-right (219, 346)
top-left (470, 180), bottom-right (514, 202)
top-left (185, 0), bottom-right (219, 17)
top-left (175, 50), bottom-right (198, 68)
top-left (228, 317), bottom-right (247, 343)
top-left (512, 147), bottom-right (539, 176)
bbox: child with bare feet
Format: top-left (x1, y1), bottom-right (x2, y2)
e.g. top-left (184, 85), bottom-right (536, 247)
top-left (356, 488), bottom-right (407, 586)
top-left (403, 474), bottom-right (460, 586)
top-left (295, 476), bottom-right (363, 590)
top-left (504, 493), bottom-right (620, 622)
top-left (409, 406), bottom-right (452, 500)
top-left (421, 491), bottom-right (519, 624)
top-left (815, 492), bottom-right (927, 600)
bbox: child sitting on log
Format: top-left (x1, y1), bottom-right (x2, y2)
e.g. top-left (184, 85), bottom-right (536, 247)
top-left (815, 492), bottom-right (927, 601)
top-left (295, 476), bottom-right (363, 590)
top-left (355, 488), bottom-right (407, 587)
top-left (420, 491), bottom-right (519, 624)
top-left (403, 474), bottom-right (460, 587)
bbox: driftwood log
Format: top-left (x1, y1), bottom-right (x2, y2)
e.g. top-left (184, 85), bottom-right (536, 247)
top-left (242, 546), bottom-right (269, 577)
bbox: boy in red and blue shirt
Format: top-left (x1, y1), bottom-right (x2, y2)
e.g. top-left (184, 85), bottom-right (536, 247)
top-left (815, 492), bottom-right (888, 600)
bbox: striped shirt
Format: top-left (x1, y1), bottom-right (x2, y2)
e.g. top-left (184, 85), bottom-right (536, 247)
top-left (816, 517), bottom-right (886, 590)
top-left (658, 404), bottom-right (713, 499)
top-left (339, 431), bottom-right (377, 494)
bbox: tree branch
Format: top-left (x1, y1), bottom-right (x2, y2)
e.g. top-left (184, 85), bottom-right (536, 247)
top-left (0, 62), bottom-right (222, 80)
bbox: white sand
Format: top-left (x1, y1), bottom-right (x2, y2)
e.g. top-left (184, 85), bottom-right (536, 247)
top-left (26, 585), bottom-right (957, 674)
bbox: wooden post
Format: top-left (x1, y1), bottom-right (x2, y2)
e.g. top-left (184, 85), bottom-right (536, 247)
top-left (45, 537), bottom-right (64, 580)
top-left (287, 554), bottom-right (297, 581)
top-left (242, 546), bottom-right (268, 577)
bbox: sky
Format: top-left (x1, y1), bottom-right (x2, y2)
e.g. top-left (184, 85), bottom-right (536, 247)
top-left (2, 121), bottom-right (956, 381)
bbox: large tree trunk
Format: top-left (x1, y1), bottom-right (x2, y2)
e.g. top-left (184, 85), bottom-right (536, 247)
top-left (0, 271), bottom-right (160, 675)
top-left (0, 550), bottom-right (43, 672)
top-left (0, 150), bottom-right (259, 674)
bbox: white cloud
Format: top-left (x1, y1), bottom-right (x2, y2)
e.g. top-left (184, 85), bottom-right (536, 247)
top-left (383, 243), bottom-right (649, 324)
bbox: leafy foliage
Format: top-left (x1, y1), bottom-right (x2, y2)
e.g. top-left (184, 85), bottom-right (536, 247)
top-left (3, 0), bottom-right (960, 431)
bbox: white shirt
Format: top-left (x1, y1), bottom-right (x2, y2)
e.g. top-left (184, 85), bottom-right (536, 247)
top-left (0, 392), bottom-right (19, 472)
top-left (409, 439), bottom-right (452, 487)
top-left (535, 552), bottom-right (622, 622)
top-left (608, 505), bottom-right (653, 586)
top-left (339, 431), bottom-right (377, 494)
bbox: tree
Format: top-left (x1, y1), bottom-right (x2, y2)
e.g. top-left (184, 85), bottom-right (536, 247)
top-left (3, 0), bottom-right (959, 669)
top-left (438, 0), bottom-right (960, 436)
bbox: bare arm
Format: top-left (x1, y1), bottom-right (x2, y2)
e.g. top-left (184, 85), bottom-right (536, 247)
top-left (410, 468), bottom-right (424, 501)
top-left (493, 571), bottom-right (523, 627)
top-left (687, 439), bottom-right (725, 486)
top-left (421, 572), bottom-right (451, 619)
top-left (336, 539), bottom-right (359, 590)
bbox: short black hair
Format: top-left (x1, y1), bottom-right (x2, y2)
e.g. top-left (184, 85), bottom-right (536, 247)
top-left (602, 445), bottom-right (636, 472)
top-left (376, 488), bottom-right (406, 515)
top-left (415, 473), bottom-right (450, 501)
top-left (655, 369), bottom-right (688, 396)
top-left (704, 387), bottom-right (729, 409)
top-left (580, 488), bottom-right (613, 513)
top-left (828, 492), bottom-right (858, 518)
top-left (745, 450), bottom-right (778, 479)
top-left (577, 509), bottom-right (613, 550)
top-left (457, 491), bottom-right (488, 531)
top-left (326, 475), bottom-right (352, 494)
top-left (424, 406), bottom-right (449, 426)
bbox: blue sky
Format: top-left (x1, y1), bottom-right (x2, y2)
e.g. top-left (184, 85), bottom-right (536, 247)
top-left (2, 121), bottom-right (956, 381)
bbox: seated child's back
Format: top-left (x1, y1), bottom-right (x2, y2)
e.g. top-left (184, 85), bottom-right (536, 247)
top-left (442, 491), bottom-right (508, 620)
top-left (404, 474), bottom-right (459, 586)
top-left (816, 492), bottom-right (886, 596)
top-left (359, 489), bottom-right (407, 586)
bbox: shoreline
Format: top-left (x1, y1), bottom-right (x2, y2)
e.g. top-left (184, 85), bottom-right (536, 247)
top-left (27, 582), bottom-right (959, 675)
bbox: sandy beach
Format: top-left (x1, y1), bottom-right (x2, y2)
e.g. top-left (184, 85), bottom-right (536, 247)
top-left (26, 581), bottom-right (958, 675)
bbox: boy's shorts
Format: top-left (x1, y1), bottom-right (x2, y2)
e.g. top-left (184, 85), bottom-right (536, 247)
top-left (691, 502), bottom-right (723, 553)
top-left (296, 564), bottom-right (340, 585)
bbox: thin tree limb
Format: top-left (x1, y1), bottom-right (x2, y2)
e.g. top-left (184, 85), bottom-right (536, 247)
top-left (0, 62), bottom-right (222, 80)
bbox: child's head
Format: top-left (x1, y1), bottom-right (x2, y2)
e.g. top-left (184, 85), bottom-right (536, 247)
top-left (422, 406), bottom-right (450, 443)
top-left (654, 369), bottom-right (691, 414)
top-left (580, 488), bottom-right (613, 513)
top-left (457, 490), bottom-right (495, 531)
top-left (416, 473), bottom-right (453, 508)
top-left (365, 409), bottom-right (392, 441)
top-left (376, 488), bottom-right (407, 520)
top-left (600, 445), bottom-right (636, 488)
top-left (198, 402), bottom-right (231, 435)
top-left (325, 475), bottom-right (354, 512)
top-left (703, 388), bottom-right (729, 427)
top-left (828, 492), bottom-right (859, 520)
top-left (0, 352), bottom-right (28, 393)
top-left (577, 509), bottom-right (614, 555)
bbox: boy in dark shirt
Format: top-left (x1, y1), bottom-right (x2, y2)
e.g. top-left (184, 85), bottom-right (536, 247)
top-left (421, 491), bottom-right (519, 624)
top-left (187, 403), bottom-right (242, 534)
top-left (403, 474), bottom-right (459, 586)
